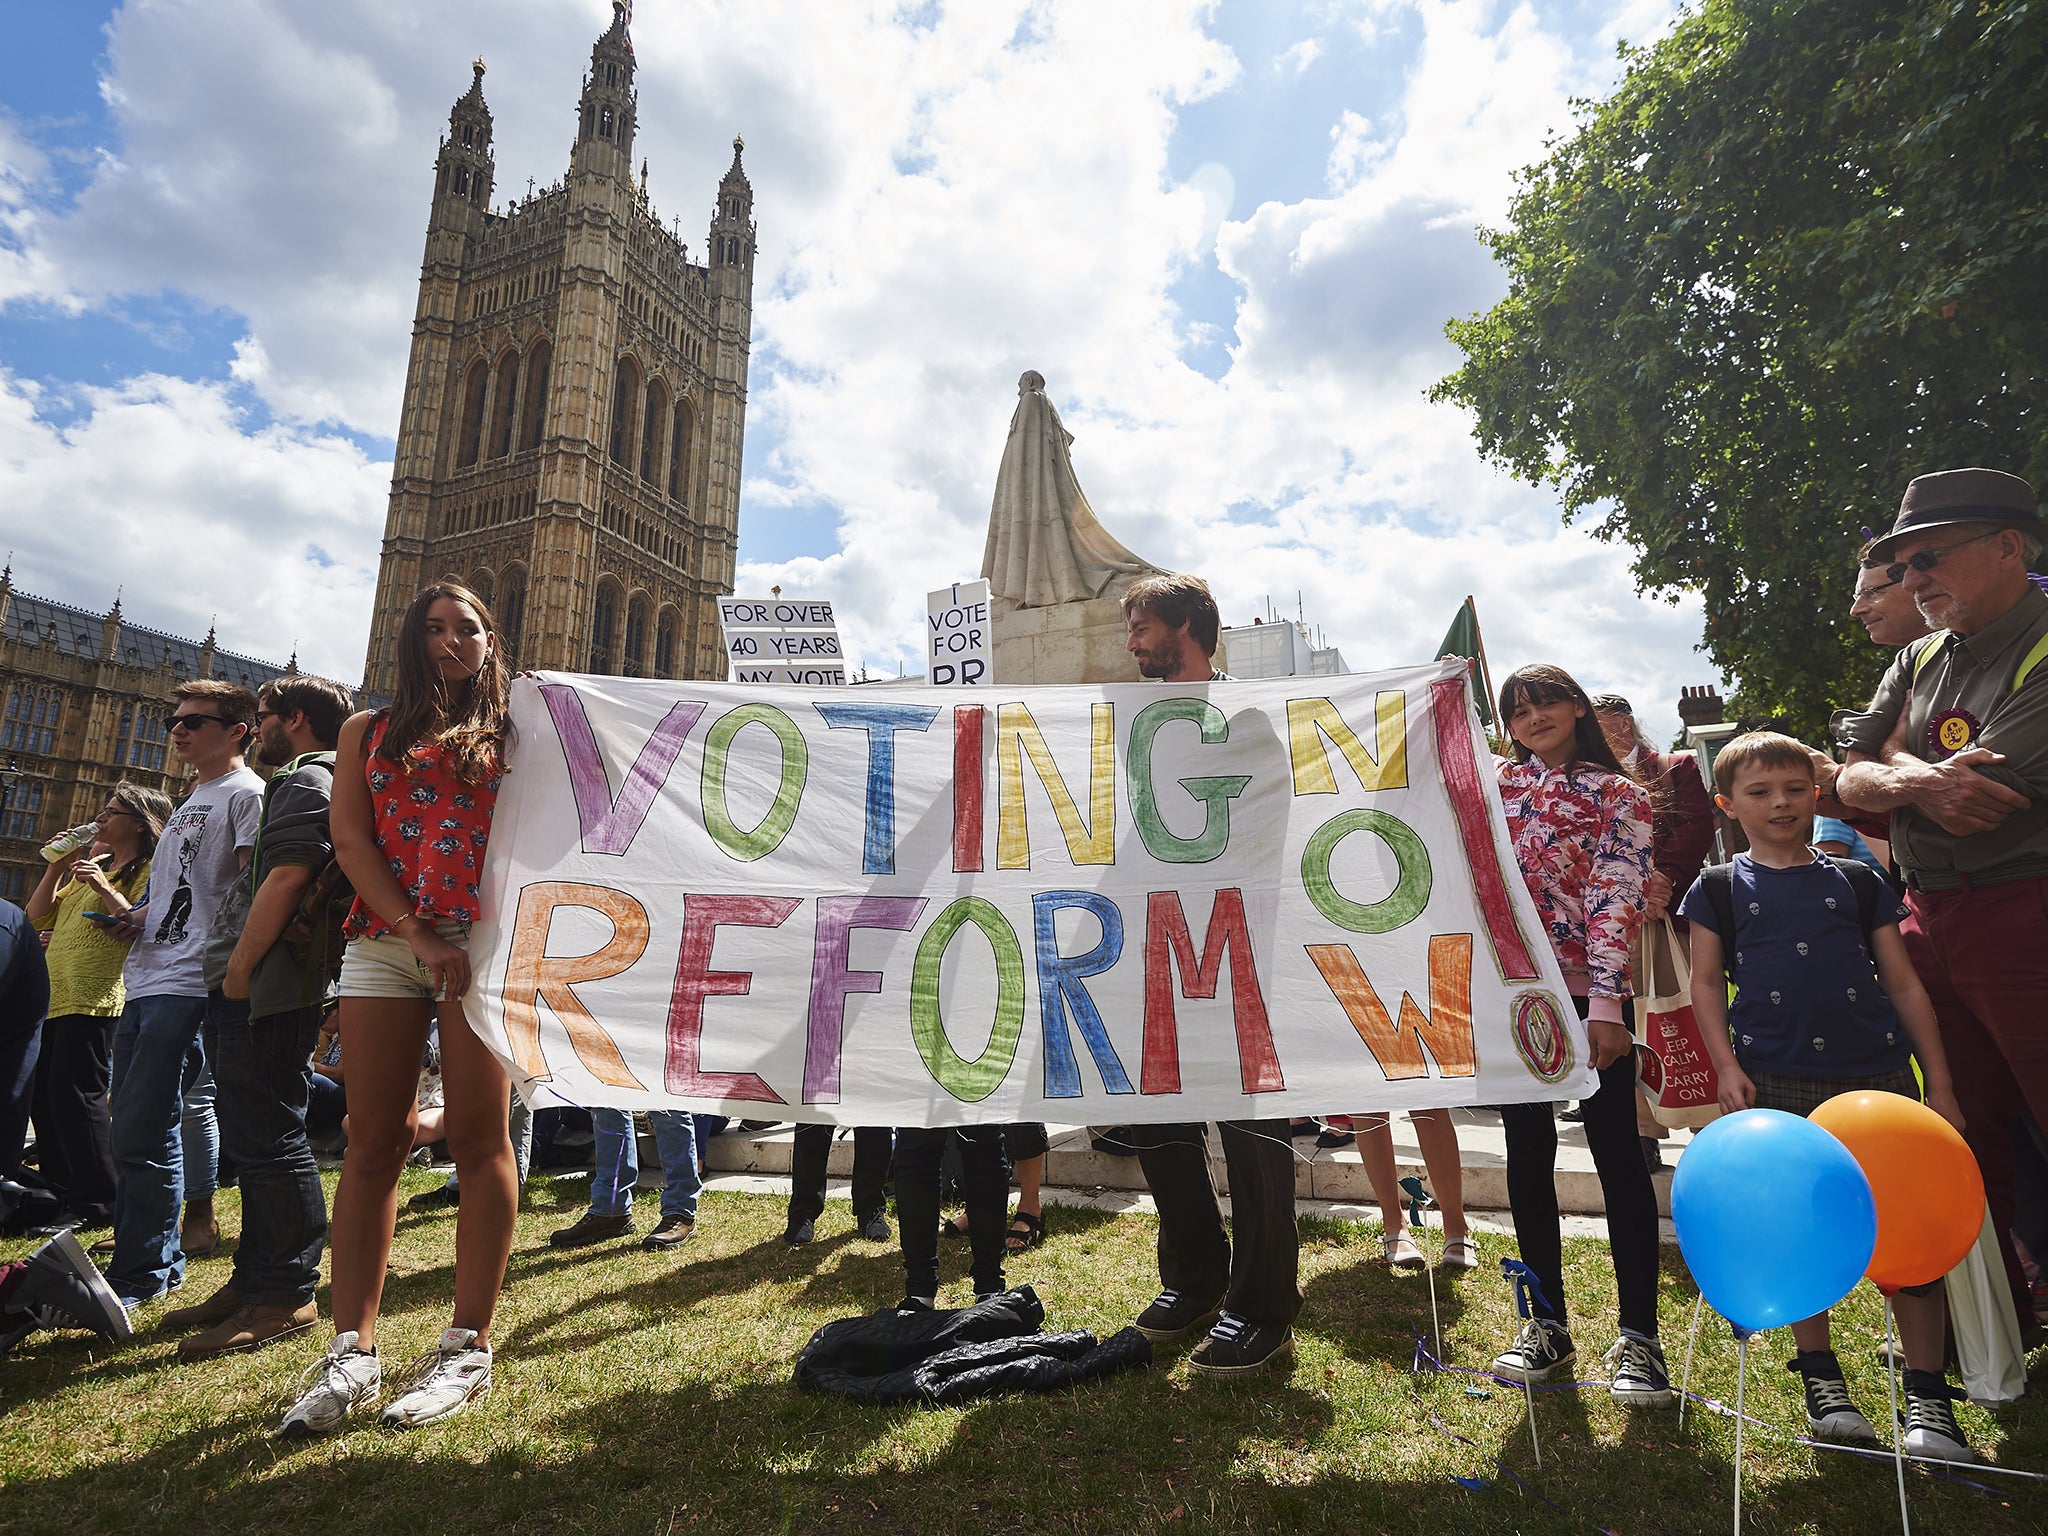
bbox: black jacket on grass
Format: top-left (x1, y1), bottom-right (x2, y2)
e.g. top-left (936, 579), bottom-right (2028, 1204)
top-left (793, 1286), bottom-right (1151, 1406)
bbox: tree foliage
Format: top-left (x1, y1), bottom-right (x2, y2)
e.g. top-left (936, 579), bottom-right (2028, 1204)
top-left (1434, 0), bottom-right (2048, 737)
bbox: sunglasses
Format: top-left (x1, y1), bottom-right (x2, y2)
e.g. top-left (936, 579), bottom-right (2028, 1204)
top-left (1882, 529), bottom-right (2003, 586)
top-left (167, 713), bottom-right (233, 733)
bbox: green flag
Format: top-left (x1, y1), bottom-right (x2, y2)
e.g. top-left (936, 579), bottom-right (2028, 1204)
top-left (1436, 598), bottom-right (1494, 725)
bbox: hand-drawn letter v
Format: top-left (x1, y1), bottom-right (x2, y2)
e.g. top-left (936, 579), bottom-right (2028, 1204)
top-left (541, 683), bottom-right (706, 856)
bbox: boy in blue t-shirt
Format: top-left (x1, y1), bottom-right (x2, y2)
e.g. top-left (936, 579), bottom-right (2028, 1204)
top-left (1681, 732), bottom-right (1975, 1463)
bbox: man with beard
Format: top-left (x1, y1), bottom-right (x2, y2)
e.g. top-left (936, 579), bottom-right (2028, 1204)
top-left (1119, 573), bottom-right (1300, 1378)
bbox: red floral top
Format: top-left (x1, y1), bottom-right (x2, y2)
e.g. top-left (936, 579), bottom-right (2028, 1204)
top-left (1495, 756), bottom-right (1652, 1007)
top-left (343, 716), bottom-right (503, 940)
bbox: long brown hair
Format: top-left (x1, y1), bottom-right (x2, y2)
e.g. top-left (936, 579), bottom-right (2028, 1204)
top-left (1498, 664), bottom-right (1636, 779)
top-left (378, 582), bottom-right (512, 783)
top-left (105, 780), bottom-right (172, 884)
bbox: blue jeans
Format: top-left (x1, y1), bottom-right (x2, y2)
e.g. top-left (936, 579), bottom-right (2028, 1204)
top-left (205, 993), bottom-right (328, 1306)
top-left (180, 1055), bottom-right (218, 1203)
top-left (108, 994), bottom-right (209, 1301)
top-left (589, 1108), bottom-right (701, 1221)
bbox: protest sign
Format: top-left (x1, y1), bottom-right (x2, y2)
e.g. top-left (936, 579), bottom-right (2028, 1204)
top-left (927, 580), bottom-right (992, 687)
top-left (720, 596), bottom-right (842, 685)
top-left (466, 663), bottom-right (1594, 1126)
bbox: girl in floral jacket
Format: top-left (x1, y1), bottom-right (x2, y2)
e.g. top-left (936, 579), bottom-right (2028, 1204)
top-left (1490, 664), bottom-right (1670, 1408)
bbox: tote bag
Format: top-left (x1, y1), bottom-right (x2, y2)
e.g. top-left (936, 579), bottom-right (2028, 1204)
top-left (1947, 1205), bottom-right (2028, 1405)
top-left (1631, 919), bottom-right (1721, 1130)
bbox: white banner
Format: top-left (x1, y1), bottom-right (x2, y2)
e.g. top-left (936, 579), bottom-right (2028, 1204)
top-left (466, 663), bottom-right (1594, 1125)
top-left (927, 579), bottom-right (992, 687)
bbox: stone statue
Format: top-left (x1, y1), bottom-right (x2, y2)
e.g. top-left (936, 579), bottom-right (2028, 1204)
top-left (981, 371), bottom-right (1160, 608)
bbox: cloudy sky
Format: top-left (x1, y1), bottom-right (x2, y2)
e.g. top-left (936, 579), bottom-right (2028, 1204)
top-left (0, 0), bottom-right (1710, 737)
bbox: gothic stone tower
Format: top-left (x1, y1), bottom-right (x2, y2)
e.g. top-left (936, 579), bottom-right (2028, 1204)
top-left (364, 2), bottom-right (756, 696)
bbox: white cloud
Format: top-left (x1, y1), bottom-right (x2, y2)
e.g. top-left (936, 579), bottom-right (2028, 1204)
top-left (1276, 38), bottom-right (1323, 74)
top-left (0, 0), bottom-right (1714, 738)
top-left (0, 369), bottom-right (386, 684)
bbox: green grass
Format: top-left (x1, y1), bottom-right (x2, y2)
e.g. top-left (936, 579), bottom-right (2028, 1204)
top-left (2, 1174), bottom-right (2044, 1536)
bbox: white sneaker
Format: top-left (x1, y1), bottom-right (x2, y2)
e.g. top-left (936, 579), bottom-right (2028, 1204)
top-left (277, 1332), bottom-right (382, 1438)
top-left (380, 1327), bottom-right (493, 1429)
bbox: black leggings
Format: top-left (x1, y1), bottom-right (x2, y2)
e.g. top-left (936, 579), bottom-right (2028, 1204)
top-left (892, 1126), bottom-right (1008, 1300)
top-left (1499, 998), bottom-right (1660, 1339)
top-left (29, 1014), bottom-right (117, 1220)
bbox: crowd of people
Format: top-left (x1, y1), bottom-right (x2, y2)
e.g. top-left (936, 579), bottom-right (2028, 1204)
top-left (0, 465), bottom-right (2042, 1468)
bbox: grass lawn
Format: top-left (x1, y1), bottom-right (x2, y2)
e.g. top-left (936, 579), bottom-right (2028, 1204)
top-left (2, 1173), bottom-right (2044, 1536)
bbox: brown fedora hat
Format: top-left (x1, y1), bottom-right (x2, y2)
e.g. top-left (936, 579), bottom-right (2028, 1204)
top-left (1866, 467), bottom-right (2044, 563)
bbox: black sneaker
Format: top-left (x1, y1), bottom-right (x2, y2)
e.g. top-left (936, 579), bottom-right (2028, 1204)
top-left (1, 1230), bottom-right (133, 1344)
top-left (407, 1184), bottom-right (459, 1211)
top-left (1187, 1313), bottom-right (1294, 1377)
top-left (856, 1209), bottom-right (891, 1243)
top-left (640, 1215), bottom-right (696, 1251)
top-left (1790, 1352), bottom-right (1878, 1444)
top-left (1902, 1370), bottom-right (1978, 1463)
top-left (1603, 1333), bottom-right (1677, 1406)
top-left (894, 1295), bottom-right (935, 1313)
top-left (1490, 1318), bottom-right (1576, 1384)
top-left (1132, 1287), bottom-right (1224, 1343)
top-left (783, 1218), bottom-right (815, 1247)
top-left (549, 1210), bottom-right (635, 1248)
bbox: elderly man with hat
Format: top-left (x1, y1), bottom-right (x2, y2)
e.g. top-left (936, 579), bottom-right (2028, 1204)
top-left (1835, 467), bottom-right (2048, 1335)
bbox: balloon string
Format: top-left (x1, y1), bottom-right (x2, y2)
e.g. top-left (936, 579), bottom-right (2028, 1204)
top-left (1678, 1291), bottom-right (1704, 1431)
top-left (1886, 1296), bottom-right (1912, 1536)
top-left (1733, 1335), bottom-right (1749, 1536)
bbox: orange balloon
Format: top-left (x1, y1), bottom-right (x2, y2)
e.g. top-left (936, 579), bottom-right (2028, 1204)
top-left (1810, 1090), bottom-right (1984, 1294)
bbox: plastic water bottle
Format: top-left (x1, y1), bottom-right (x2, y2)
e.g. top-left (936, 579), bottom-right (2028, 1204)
top-left (40, 821), bottom-right (98, 864)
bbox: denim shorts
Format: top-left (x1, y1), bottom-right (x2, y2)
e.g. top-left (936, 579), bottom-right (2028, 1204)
top-left (338, 919), bottom-right (471, 1002)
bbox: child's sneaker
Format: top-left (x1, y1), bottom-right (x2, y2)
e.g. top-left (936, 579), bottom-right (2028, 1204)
top-left (1901, 1370), bottom-right (1978, 1464)
top-left (277, 1332), bottom-right (381, 1438)
top-left (1490, 1318), bottom-right (1576, 1384)
top-left (1790, 1351), bottom-right (1878, 1445)
top-left (380, 1328), bottom-right (493, 1429)
top-left (1603, 1333), bottom-right (1677, 1406)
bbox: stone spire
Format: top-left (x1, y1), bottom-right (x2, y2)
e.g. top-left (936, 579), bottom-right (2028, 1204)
top-left (432, 55), bottom-right (495, 238)
top-left (573, 1), bottom-right (637, 180)
top-left (710, 137), bottom-right (754, 278)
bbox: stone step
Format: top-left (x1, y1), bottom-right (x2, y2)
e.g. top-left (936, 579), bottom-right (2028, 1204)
top-left (694, 1110), bottom-right (1693, 1218)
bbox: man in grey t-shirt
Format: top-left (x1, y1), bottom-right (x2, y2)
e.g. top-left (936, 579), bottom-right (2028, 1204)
top-left (107, 681), bottom-right (262, 1306)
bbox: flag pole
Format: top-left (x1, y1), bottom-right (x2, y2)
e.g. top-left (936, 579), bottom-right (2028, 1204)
top-left (1467, 595), bottom-right (1501, 735)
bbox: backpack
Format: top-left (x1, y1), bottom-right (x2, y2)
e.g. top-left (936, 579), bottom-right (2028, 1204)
top-left (1695, 853), bottom-right (1886, 986)
top-left (252, 755), bottom-right (355, 988)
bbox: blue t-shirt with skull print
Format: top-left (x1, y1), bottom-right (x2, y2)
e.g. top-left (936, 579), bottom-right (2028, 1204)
top-left (1679, 852), bottom-right (1913, 1076)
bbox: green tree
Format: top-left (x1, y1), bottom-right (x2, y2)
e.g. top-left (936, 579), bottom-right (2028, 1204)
top-left (1433, 0), bottom-right (2048, 738)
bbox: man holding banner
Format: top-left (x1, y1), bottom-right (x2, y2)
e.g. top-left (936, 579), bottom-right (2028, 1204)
top-left (1118, 574), bottom-right (1303, 1378)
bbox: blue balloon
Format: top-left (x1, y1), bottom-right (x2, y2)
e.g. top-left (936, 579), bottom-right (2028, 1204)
top-left (1671, 1109), bottom-right (1876, 1334)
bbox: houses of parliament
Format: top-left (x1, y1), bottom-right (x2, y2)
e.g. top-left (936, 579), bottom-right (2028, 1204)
top-left (0, 2), bottom-right (754, 898)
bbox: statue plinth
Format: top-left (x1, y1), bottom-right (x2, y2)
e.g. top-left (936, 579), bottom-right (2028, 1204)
top-left (991, 592), bottom-right (1141, 686)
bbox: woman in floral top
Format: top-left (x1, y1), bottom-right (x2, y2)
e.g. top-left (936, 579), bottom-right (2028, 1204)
top-left (279, 583), bottom-right (514, 1439)
top-left (1489, 664), bottom-right (1671, 1409)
